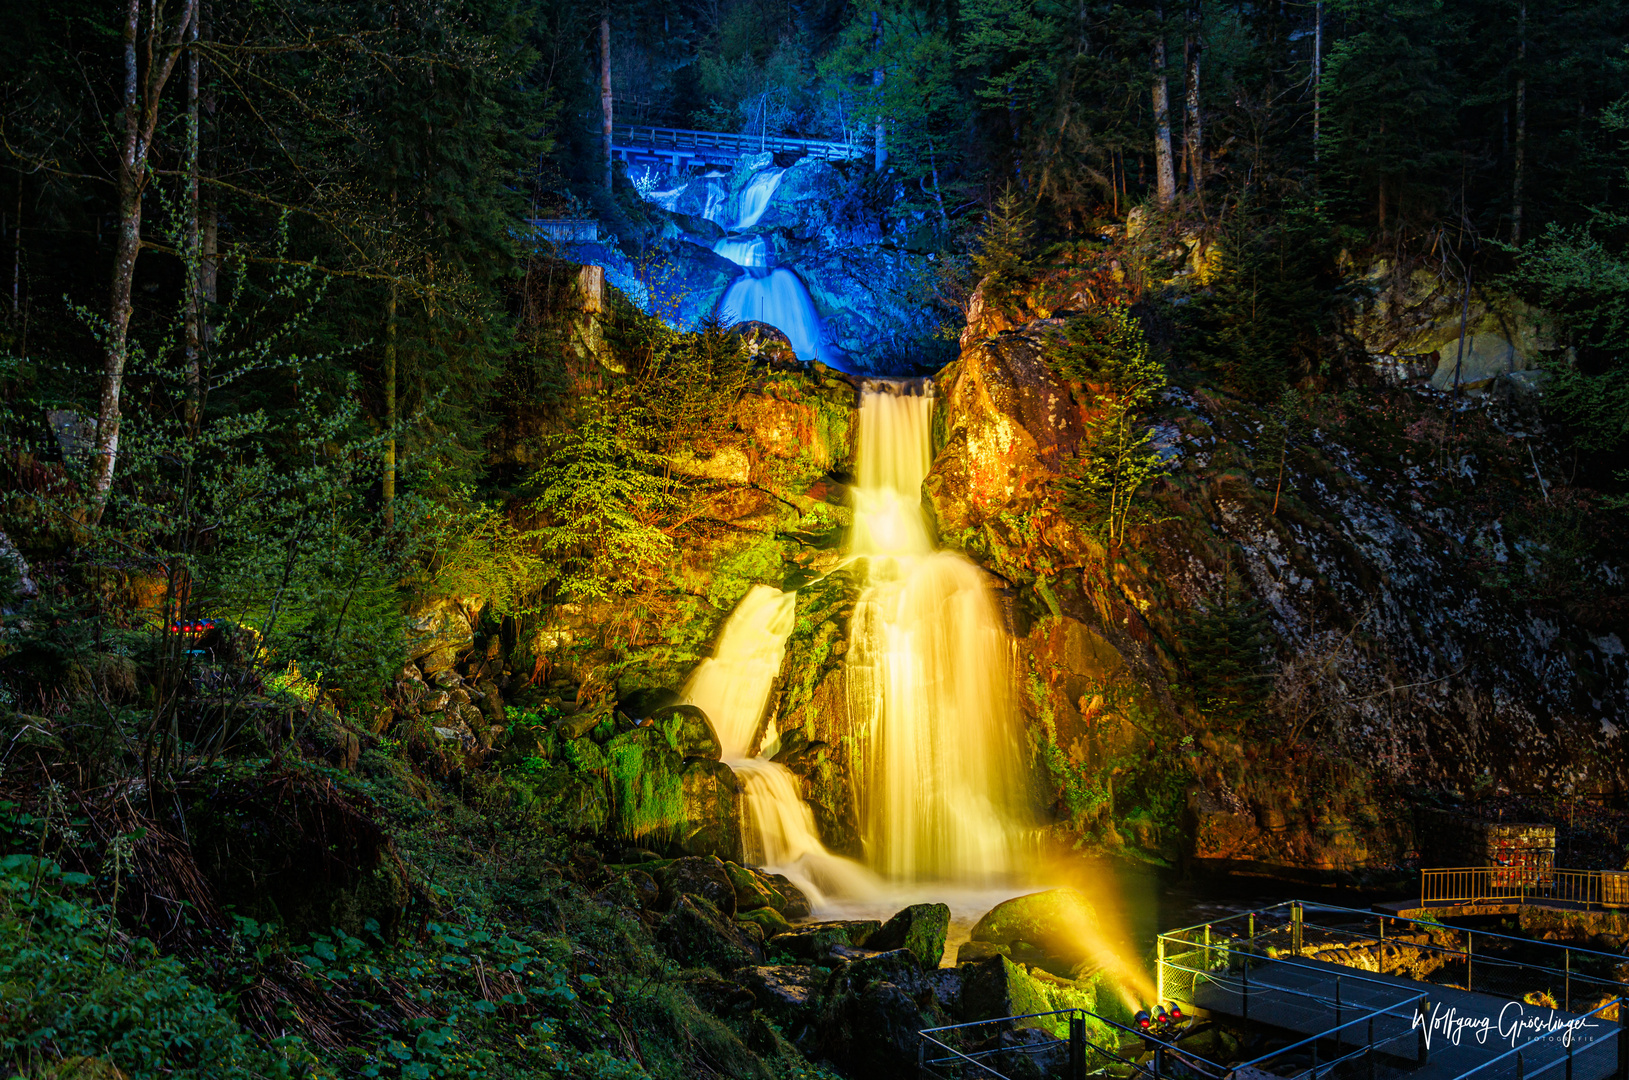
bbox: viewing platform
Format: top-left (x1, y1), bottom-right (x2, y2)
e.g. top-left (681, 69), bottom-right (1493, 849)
top-left (920, 901), bottom-right (1627, 1080)
top-left (611, 124), bottom-right (864, 174)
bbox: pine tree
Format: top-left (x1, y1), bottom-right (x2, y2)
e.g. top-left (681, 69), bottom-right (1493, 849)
top-left (1058, 306), bottom-right (1169, 546)
top-left (1183, 560), bottom-right (1275, 725)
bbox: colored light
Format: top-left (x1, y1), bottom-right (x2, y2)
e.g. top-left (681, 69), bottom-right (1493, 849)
top-left (1169, 1004), bottom-right (1184, 1020)
top-left (1155, 1006), bottom-right (1169, 1023)
top-left (1135, 1010), bottom-right (1151, 1028)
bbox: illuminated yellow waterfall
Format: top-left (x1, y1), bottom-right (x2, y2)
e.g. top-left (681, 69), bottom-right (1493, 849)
top-left (683, 586), bottom-right (877, 904)
top-left (845, 383), bottom-right (1024, 883)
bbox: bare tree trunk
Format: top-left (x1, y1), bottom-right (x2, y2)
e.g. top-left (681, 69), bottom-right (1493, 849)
top-left (1313, 2), bottom-right (1323, 162)
top-left (599, 16), bottom-right (613, 191)
top-left (1511, 0), bottom-right (1527, 243)
top-left (1183, 0), bottom-right (1202, 193)
top-left (91, 0), bottom-right (196, 524)
top-left (184, 6), bottom-right (202, 433)
top-left (10, 180), bottom-right (19, 315)
top-left (872, 10), bottom-right (887, 171)
top-left (1151, 7), bottom-right (1176, 206)
top-left (382, 281), bottom-right (398, 529)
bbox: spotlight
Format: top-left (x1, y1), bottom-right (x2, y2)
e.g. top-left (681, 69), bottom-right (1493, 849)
top-left (1155, 1005), bottom-right (1169, 1024)
top-left (1168, 1004), bottom-right (1184, 1021)
top-left (1135, 1009), bottom-right (1152, 1029)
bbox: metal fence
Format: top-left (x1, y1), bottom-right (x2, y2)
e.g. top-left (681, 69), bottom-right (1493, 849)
top-left (1158, 902), bottom-right (1627, 1018)
top-left (1422, 866), bottom-right (1625, 908)
top-left (611, 124), bottom-right (863, 163)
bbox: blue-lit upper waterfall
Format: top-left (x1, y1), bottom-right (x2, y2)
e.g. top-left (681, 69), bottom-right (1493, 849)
top-left (706, 163), bottom-right (839, 366)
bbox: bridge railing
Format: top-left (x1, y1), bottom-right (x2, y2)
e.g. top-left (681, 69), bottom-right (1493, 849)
top-left (612, 124), bottom-right (863, 162)
top-left (1158, 902), bottom-right (1627, 1020)
top-left (1422, 865), bottom-right (1621, 909)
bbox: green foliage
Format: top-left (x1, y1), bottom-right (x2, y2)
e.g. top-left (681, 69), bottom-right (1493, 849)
top-left (1184, 202), bottom-right (1338, 399)
top-left (1180, 562), bottom-right (1275, 725)
top-left (0, 850), bottom-right (301, 1079)
top-left (972, 185), bottom-right (1038, 303)
top-left (527, 392), bottom-right (675, 604)
top-left (1055, 307), bottom-right (1170, 545)
top-left (414, 496), bottom-right (552, 617)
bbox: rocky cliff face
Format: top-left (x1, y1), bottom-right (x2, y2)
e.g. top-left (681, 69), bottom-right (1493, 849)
top-left (923, 304), bottom-right (1626, 873)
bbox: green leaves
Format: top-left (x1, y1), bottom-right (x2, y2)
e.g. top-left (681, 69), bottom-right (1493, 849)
top-left (1055, 306), bottom-right (1171, 546)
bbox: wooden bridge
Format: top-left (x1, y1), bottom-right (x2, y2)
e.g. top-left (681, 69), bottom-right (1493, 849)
top-left (611, 125), bottom-right (864, 174)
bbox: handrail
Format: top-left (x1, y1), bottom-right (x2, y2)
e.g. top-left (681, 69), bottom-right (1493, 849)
top-left (1160, 901), bottom-right (1629, 968)
top-left (611, 124), bottom-right (863, 159)
top-left (1422, 865), bottom-right (1611, 909)
top-left (1447, 999), bottom-right (1623, 1080)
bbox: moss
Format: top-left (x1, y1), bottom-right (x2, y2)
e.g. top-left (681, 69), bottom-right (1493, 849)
top-left (606, 729), bottom-right (688, 842)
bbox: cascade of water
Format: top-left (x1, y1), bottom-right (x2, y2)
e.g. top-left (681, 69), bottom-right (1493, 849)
top-left (683, 585), bottom-right (795, 757)
top-left (734, 168), bottom-right (785, 230)
top-left (717, 268), bottom-right (831, 363)
top-left (701, 179), bottom-right (727, 224)
top-left (712, 235), bottom-right (768, 269)
top-left (845, 385), bottom-right (1025, 884)
top-left (683, 585), bottom-right (877, 907)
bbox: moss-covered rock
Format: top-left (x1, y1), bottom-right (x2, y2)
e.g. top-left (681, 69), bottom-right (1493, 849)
top-left (655, 703), bottom-right (723, 761)
top-left (656, 856), bottom-right (738, 916)
top-left (657, 894), bottom-right (762, 971)
top-left (678, 759), bottom-right (742, 861)
top-left (959, 956), bottom-right (1102, 1040)
top-left (766, 919), bottom-right (880, 961)
top-left (723, 861), bottom-right (781, 912)
top-left (735, 906), bottom-right (793, 938)
top-left (868, 902), bottom-right (951, 968)
top-left (969, 888), bottom-right (1098, 972)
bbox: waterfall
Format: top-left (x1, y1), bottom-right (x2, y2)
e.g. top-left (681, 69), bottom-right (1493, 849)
top-left (845, 384), bottom-right (1025, 883)
top-left (734, 168), bottom-right (785, 230)
top-left (683, 585), bottom-right (795, 756)
top-left (717, 268), bottom-right (832, 364)
top-left (683, 585), bottom-right (876, 906)
top-left (712, 235), bottom-right (767, 269)
top-left (701, 179), bottom-right (727, 224)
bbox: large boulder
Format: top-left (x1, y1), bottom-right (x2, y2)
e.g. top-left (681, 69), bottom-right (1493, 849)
top-left (657, 894), bottom-right (762, 970)
top-left (656, 856), bottom-right (738, 917)
top-left (659, 240), bottom-right (743, 331)
top-left (925, 331), bottom-right (1082, 536)
top-left (405, 597), bottom-right (480, 675)
top-left (816, 948), bottom-right (952, 1080)
top-left (678, 759), bottom-right (743, 860)
top-left (655, 703), bottom-right (723, 761)
top-left (736, 964), bottom-right (823, 1025)
top-left (959, 956), bottom-right (1101, 1040)
top-left (969, 888), bottom-right (1097, 974)
top-left (767, 920), bottom-right (880, 962)
top-left (868, 903), bottom-right (951, 969)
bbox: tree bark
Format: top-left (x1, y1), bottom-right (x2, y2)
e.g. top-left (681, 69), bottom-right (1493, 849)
top-left (1151, 7), bottom-right (1177, 206)
top-left (872, 11), bottom-right (887, 171)
top-left (599, 16), bottom-right (613, 191)
top-left (383, 281), bottom-right (398, 529)
top-left (91, 0), bottom-right (197, 523)
top-left (1183, 0), bottom-right (1203, 193)
top-left (1313, 2), bottom-right (1323, 162)
top-left (1511, 0), bottom-right (1527, 243)
top-left (184, 5), bottom-right (202, 432)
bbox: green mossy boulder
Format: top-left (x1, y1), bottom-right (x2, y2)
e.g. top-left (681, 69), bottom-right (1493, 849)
top-left (957, 940), bottom-right (1010, 964)
top-left (678, 759), bottom-right (742, 861)
top-left (657, 894), bottom-right (762, 971)
top-left (736, 906), bottom-right (793, 938)
top-left (724, 861), bottom-right (782, 912)
top-left (655, 703), bottom-right (723, 761)
top-left (767, 919), bottom-right (880, 961)
top-left (868, 902), bottom-right (951, 968)
top-left (959, 956), bottom-right (1101, 1041)
top-left (656, 856), bottom-right (738, 917)
top-left (969, 887), bottom-right (1097, 971)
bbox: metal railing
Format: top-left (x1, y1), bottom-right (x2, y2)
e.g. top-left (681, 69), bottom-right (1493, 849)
top-left (611, 124), bottom-right (864, 162)
top-left (1159, 902), bottom-right (1628, 1020)
top-left (1422, 866), bottom-right (1623, 909)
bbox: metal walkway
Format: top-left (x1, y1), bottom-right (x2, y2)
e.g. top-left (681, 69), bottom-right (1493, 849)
top-left (611, 124), bottom-right (863, 173)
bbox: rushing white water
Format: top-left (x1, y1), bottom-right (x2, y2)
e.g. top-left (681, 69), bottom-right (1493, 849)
top-left (845, 385), bottom-right (1025, 884)
top-left (712, 235), bottom-right (768, 268)
top-left (734, 168), bottom-right (785, 230)
top-left (701, 179), bottom-right (727, 224)
top-left (683, 585), bottom-right (878, 908)
top-left (718, 268), bottom-right (830, 363)
top-left (683, 585), bottom-right (795, 756)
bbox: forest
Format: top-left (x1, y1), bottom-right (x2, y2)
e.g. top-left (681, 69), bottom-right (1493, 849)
top-left (2, 0), bottom-right (1629, 1077)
